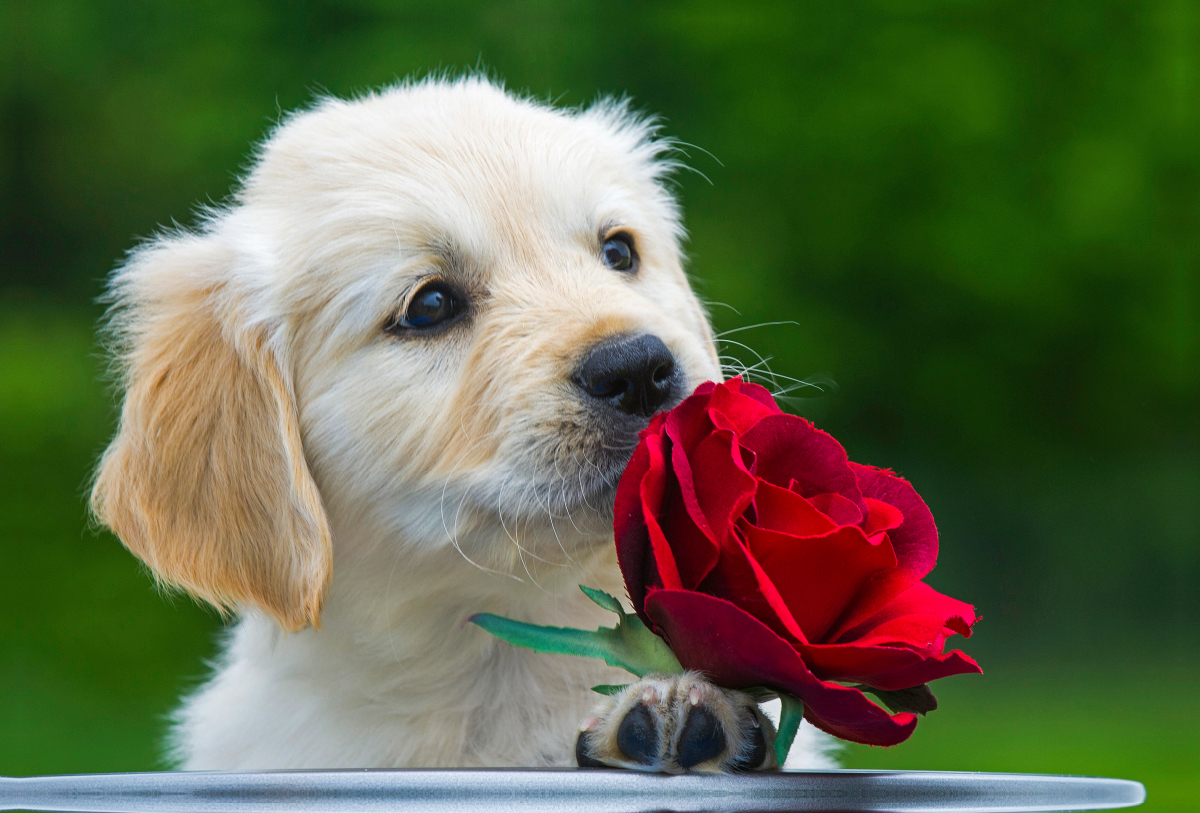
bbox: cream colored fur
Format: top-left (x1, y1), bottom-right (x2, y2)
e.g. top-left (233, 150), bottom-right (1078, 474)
top-left (92, 77), bottom-right (835, 770)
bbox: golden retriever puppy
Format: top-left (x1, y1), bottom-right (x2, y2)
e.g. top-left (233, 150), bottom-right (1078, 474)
top-left (91, 77), bottom-right (833, 772)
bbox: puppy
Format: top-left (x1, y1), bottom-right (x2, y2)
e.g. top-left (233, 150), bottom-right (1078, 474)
top-left (91, 77), bottom-right (834, 772)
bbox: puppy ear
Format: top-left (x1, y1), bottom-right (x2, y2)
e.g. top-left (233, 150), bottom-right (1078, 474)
top-left (91, 233), bottom-right (332, 632)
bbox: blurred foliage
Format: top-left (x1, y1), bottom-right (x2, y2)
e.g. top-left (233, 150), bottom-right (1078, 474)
top-left (1, 0), bottom-right (1197, 808)
top-left (843, 655), bottom-right (1200, 810)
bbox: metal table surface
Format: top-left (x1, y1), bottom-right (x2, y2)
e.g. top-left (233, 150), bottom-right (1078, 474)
top-left (0, 769), bottom-right (1146, 813)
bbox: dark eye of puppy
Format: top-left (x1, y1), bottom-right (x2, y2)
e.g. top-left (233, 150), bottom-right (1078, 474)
top-left (387, 281), bottom-right (466, 333)
top-left (601, 233), bottom-right (637, 272)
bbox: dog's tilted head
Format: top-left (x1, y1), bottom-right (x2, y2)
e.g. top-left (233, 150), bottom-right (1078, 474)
top-left (91, 77), bottom-right (720, 633)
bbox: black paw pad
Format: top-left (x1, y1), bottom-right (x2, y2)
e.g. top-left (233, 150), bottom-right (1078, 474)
top-left (575, 730), bottom-right (608, 768)
top-left (677, 705), bottom-right (727, 769)
top-left (616, 703), bottom-right (659, 765)
top-left (729, 715), bottom-right (768, 772)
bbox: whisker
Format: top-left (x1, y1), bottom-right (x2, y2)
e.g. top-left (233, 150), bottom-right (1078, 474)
top-left (571, 448), bottom-right (601, 516)
top-left (701, 298), bottom-right (742, 316)
top-left (437, 424), bottom-right (523, 580)
top-left (440, 473), bottom-right (519, 580)
top-left (773, 374), bottom-right (839, 398)
top-left (714, 320), bottom-right (799, 338)
top-left (497, 473), bottom-right (558, 568)
top-left (670, 139), bottom-right (725, 168)
top-left (554, 447), bottom-right (586, 540)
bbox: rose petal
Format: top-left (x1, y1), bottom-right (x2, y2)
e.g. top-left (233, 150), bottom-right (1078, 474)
top-left (809, 582), bottom-right (980, 689)
top-left (645, 589), bottom-right (919, 746)
top-left (659, 472), bottom-right (720, 589)
top-left (697, 530), bottom-right (809, 643)
top-left (852, 464), bottom-right (938, 579)
top-left (805, 491), bottom-right (865, 527)
top-left (641, 433), bottom-right (684, 592)
top-left (799, 640), bottom-right (981, 691)
top-left (820, 650), bottom-right (978, 691)
top-left (705, 379), bottom-right (780, 433)
top-left (725, 378), bottom-right (785, 414)
top-left (755, 480), bottom-right (839, 537)
top-left (677, 429), bottom-right (758, 547)
top-left (826, 464), bottom-right (940, 637)
top-left (614, 430), bottom-right (683, 627)
top-left (742, 521), bottom-right (897, 642)
top-left (740, 414), bottom-right (867, 516)
top-left (614, 435), bottom-right (655, 623)
top-left (664, 388), bottom-right (719, 456)
top-left (836, 582), bottom-right (978, 648)
top-left (862, 497), bottom-right (905, 535)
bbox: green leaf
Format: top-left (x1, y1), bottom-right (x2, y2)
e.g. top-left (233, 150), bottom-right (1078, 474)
top-left (590, 683), bottom-right (630, 696)
top-left (468, 604), bottom-right (683, 678)
top-left (857, 683), bottom-right (938, 716)
top-left (774, 693), bottom-right (804, 767)
top-left (579, 585), bottom-right (626, 615)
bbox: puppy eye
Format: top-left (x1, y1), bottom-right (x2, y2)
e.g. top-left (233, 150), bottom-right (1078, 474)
top-left (388, 281), bottom-right (466, 332)
top-left (601, 233), bottom-right (637, 272)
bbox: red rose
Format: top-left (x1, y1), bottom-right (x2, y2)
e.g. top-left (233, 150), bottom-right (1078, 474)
top-left (614, 378), bottom-right (981, 746)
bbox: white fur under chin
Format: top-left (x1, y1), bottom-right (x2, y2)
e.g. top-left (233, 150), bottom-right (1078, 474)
top-left (172, 535), bottom-right (634, 769)
top-left (172, 535), bottom-right (837, 770)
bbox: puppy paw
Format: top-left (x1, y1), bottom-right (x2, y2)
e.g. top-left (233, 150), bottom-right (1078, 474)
top-left (575, 672), bottom-right (777, 773)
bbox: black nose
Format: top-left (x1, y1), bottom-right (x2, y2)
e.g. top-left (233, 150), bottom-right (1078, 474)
top-left (574, 334), bottom-right (678, 417)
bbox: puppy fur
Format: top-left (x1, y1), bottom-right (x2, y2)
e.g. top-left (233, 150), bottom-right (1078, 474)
top-left (91, 76), bottom-right (835, 770)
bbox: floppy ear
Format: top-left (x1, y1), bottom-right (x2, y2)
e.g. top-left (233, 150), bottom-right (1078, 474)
top-left (91, 233), bottom-right (332, 632)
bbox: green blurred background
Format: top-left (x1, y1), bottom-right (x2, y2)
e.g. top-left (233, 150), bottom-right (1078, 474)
top-left (2, 1), bottom-right (1196, 809)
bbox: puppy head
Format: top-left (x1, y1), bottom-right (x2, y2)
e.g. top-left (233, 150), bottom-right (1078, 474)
top-left (92, 78), bottom-right (720, 630)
